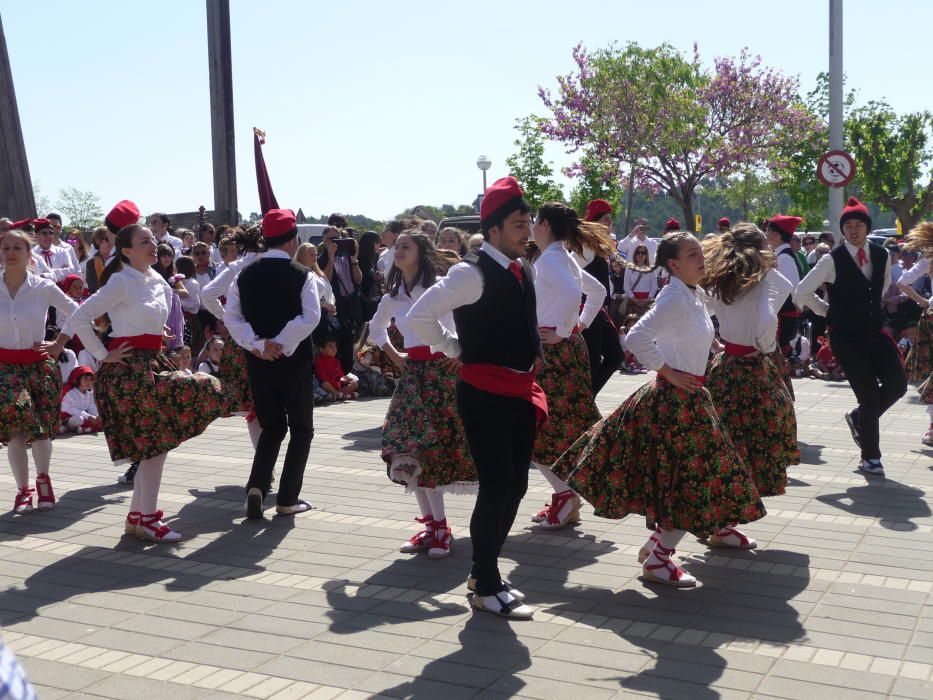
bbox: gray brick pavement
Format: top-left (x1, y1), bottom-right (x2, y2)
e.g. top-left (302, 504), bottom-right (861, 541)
top-left (0, 372), bottom-right (931, 699)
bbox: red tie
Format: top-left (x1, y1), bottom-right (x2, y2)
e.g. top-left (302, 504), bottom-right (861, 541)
top-left (508, 261), bottom-right (523, 285)
top-left (857, 248), bottom-right (868, 267)
top-left (41, 249), bottom-right (53, 265)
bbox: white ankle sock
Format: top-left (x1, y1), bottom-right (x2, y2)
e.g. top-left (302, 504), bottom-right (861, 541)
top-left (534, 462), bottom-right (570, 493)
top-left (31, 439), bottom-right (52, 475)
top-left (642, 526), bottom-right (661, 553)
top-left (7, 433), bottom-right (28, 488)
top-left (657, 528), bottom-right (686, 551)
top-left (424, 489), bottom-right (446, 522)
top-left (412, 487), bottom-right (432, 520)
top-left (247, 418), bottom-right (262, 450)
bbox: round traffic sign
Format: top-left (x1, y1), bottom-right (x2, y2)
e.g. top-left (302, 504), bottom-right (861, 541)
top-left (817, 150), bottom-right (856, 188)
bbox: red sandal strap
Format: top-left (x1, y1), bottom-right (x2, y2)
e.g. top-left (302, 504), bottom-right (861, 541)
top-left (414, 515), bottom-right (434, 525)
top-left (645, 544), bottom-right (685, 582)
top-left (716, 526), bottom-right (751, 547)
top-left (545, 490), bottom-right (576, 525)
top-left (139, 511), bottom-right (172, 537)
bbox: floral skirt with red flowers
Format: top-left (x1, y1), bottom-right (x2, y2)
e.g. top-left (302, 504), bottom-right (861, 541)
top-left (766, 349), bottom-right (796, 402)
top-left (551, 376), bottom-right (765, 533)
top-left (919, 372), bottom-right (933, 403)
top-left (532, 334), bottom-right (601, 465)
top-left (707, 352), bottom-right (799, 497)
top-left (0, 358), bottom-right (61, 444)
top-left (907, 310), bottom-right (933, 383)
top-left (381, 357), bottom-right (477, 493)
top-left (217, 330), bottom-right (252, 416)
top-left (97, 349), bottom-right (226, 465)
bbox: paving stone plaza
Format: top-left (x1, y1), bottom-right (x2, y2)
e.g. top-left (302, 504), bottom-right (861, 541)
top-left (1, 372), bottom-right (931, 699)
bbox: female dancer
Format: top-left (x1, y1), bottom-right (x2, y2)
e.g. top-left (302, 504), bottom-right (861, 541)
top-left (704, 224), bottom-right (798, 542)
top-left (551, 232), bottom-right (764, 587)
top-left (1, 227), bottom-right (78, 513)
top-left (201, 225), bottom-right (266, 448)
top-left (525, 203), bottom-right (604, 529)
top-left (374, 231), bottom-right (476, 559)
top-left (68, 218), bottom-right (226, 542)
top-left (901, 222), bottom-right (933, 444)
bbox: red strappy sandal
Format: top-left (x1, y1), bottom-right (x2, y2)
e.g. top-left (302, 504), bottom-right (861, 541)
top-left (13, 486), bottom-right (34, 514)
top-left (400, 515), bottom-right (434, 553)
top-left (538, 490), bottom-right (581, 530)
top-left (642, 543), bottom-right (697, 588)
top-left (427, 518), bottom-right (453, 559)
top-left (707, 526), bottom-right (758, 550)
top-left (136, 510), bottom-right (182, 543)
top-left (125, 511), bottom-right (142, 535)
top-left (35, 474), bottom-right (55, 511)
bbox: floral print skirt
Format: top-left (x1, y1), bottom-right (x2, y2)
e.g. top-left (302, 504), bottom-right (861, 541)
top-left (217, 329), bottom-right (252, 415)
top-left (766, 349), bottom-right (796, 402)
top-left (0, 358), bottom-right (61, 444)
top-left (551, 376), bottom-right (765, 533)
top-left (97, 349), bottom-right (227, 465)
top-left (382, 357), bottom-right (477, 492)
top-left (532, 334), bottom-right (601, 465)
top-left (907, 310), bottom-right (933, 382)
top-left (919, 372), bottom-right (933, 403)
top-left (707, 353), bottom-right (799, 497)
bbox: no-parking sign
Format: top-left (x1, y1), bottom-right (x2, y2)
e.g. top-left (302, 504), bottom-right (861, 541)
top-left (817, 150), bottom-right (856, 188)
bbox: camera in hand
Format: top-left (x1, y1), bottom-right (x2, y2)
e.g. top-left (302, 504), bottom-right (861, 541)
top-left (335, 238), bottom-right (356, 257)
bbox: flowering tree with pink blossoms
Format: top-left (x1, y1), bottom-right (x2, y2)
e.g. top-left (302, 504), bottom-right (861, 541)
top-left (539, 42), bottom-right (819, 229)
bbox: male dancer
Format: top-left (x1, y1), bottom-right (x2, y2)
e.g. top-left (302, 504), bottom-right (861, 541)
top-left (795, 198), bottom-right (906, 474)
top-left (766, 215), bottom-right (804, 354)
top-left (408, 177), bottom-right (543, 619)
top-left (225, 209), bottom-right (321, 516)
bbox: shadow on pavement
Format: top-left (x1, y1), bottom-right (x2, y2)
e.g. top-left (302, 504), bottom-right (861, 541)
top-left (816, 478), bottom-right (930, 531)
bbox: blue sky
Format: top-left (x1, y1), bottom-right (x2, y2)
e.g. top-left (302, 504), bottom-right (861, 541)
top-left (3, 0), bottom-right (930, 222)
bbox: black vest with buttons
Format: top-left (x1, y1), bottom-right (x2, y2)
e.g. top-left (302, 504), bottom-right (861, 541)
top-left (777, 247), bottom-right (804, 313)
top-left (826, 243), bottom-right (887, 338)
top-left (236, 257), bottom-right (314, 365)
top-left (452, 251), bottom-right (541, 371)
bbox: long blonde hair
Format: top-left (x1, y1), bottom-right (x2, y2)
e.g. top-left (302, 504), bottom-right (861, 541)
top-left (702, 223), bottom-right (774, 304)
top-left (296, 242), bottom-right (324, 275)
top-left (904, 221), bottom-right (933, 257)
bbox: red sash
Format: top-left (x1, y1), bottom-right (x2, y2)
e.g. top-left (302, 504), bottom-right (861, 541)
top-left (723, 342), bottom-right (757, 356)
top-left (406, 345), bottom-right (445, 362)
top-left (460, 363), bottom-right (548, 425)
top-left (633, 292), bottom-right (650, 300)
top-left (0, 348), bottom-right (46, 364)
top-left (107, 334), bottom-right (164, 351)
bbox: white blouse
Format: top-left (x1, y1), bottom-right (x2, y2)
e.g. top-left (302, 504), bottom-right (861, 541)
top-left (626, 276), bottom-right (714, 376)
top-left (179, 277), bottom-right (202, 315)
top-left (61, 387), bottom-right (98, 418)
top-left (314, 273), bottom-right (335, 307)
top-left (372, 282), bottom-right (455, 349)
top-left (534, 242), bottom-right (604, 338)
top-left (32, 244), bottom-right (81, 282)
top-left (899, 257), bottom-right (930, 289)
top-left (0, 271), bottom-right (79, 350)
top-left (708, 269), bottom-right (793, 353)
top-left (201, 253), bottom-right (260, 320)
top-left (68, 265), bottom-right (173, 361)
top-left (624, 268), bottom-right (659, 299)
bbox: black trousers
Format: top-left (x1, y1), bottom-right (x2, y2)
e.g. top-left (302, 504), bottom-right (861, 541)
top-left (583, 310), bottom-right (623, 395)
top-left (778, 313), bottom-right (800, 352)
top-left (456, 381), bottom-right (537, 597)
top-left (829, 331), bottom-right (907, 461)
top-left (246, 356), bottom-right (315, 505)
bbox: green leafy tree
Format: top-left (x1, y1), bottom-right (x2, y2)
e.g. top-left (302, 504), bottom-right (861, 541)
top-left (846, 101), bottom-right (933, 231)
top-left (565, 149), bottom-right (624, 227)
top-left (56, 187), bottom-right (103, 229)
top-left (504, 116), bottom-right (565, 209)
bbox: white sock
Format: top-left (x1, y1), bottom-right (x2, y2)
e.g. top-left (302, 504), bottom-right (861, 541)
top-left (7, 432), bottom-right (29, 489)
top-left (642, 526), bottom-right (661, 553)
top-left (425, 489), bottom-right (446, 522)
top-left (927, 405), bottom-right (933, 421)
top-left (412, 487), bottom-right (432, 520)
top-left (656, 528), bottom-right (686, 552)
top-left (534, 461), bottom-right (570, 493)
top-left (246, 418), bottom-right (262, 450)
top-left (31, 439), bottom-right (52, 475)
top-left (135, 453), bottom-right (167, 515)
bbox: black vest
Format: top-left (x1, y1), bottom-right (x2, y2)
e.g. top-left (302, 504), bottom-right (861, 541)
top-left (236, 257), bottom-right (314, 364)
top-left (583, 254), bottom-right (611, 307)
top-left (452, 251), bottom-right (541, 371)
top-left (778, 247), bottom-right (804, 313)
top-left (826, 243), bottom-right (887, 337)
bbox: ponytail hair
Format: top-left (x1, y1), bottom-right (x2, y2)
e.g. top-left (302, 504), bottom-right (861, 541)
top-left (98, 223), bottom-right (146, 288)
top-left (904, 221), bottom-right (933, 257)
top-left (702, 223), bottom-right (774, 304)
top-left (536, 202), bottom-right (614, 258)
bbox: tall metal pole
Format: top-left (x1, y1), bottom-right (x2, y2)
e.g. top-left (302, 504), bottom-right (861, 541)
top-left (0, 12), bottom-right (36, 218)
top-left (206, 0), bottom-right (237, 225)
top-left (828, 0), bottom-right (844, 241)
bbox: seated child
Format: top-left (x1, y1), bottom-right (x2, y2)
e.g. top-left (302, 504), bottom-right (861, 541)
top-left (314, 337), bottom-right (359, 400)
top-left (197, 337), bottom-right (223, 376)
top-left (810, 336), bottom-right (845, 381)
top-left (787, 332), bottom-right (811, 377)
top-left (59, 366), bottom-right (102, 434)
top-left (353, 341), bottom-right (397, 397)
top-left (168, 345), bottom-right (193, 375)
top-left (619, 314), bottom-right (647, 374)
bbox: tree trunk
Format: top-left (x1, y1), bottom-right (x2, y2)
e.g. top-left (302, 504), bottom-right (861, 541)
top-left (679, 201), bottom-right (695, 235)
top-left (623, 158), bottom-right (636, 235)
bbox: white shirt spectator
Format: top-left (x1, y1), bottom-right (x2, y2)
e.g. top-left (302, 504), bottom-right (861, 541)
top-left (31, 243), bottom-right (81, 282)
top-left (377, 245), bottom-right (396, 277)
top-left (617, 235), bottom-right (658, 265)
top-left (624, 267), bottom-right (660, 300)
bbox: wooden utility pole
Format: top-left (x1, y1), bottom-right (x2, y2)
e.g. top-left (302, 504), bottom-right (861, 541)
top-left (0, 12), bottom-right (36, 218)
top-left (206, 0), bottom-right (237, 225)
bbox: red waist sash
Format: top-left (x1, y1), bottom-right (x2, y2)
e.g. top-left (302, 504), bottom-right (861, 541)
top-left (460, 363), bottom-right (548, 425)
top-left (107, 334), bottom-right (163, 351)
top-left (723, 341), bottom-right (757, 356)
top-left (406, 345), bottom-right (445, 362)
top-left (633, 291), bottom-right (650, 300)
top-left (0, 348), bottom-right (46, 364)
top-left (539, 325), bottom-right (580, 336)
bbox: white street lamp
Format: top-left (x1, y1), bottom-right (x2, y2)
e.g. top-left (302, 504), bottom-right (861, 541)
top-left (476, 155), bottom-right (492, 192)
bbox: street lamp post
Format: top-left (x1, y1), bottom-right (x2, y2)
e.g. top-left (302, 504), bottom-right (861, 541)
top-left (476, 155), bottom-right (492, 192)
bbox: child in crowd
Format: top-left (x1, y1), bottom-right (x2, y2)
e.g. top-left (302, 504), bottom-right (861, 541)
top-left (314, 337), bottom-right (359, 399)
top-left (787, 331), bottom-right (811, 377)
top-left (197, 337), bottom-right (223, 376)
top-left (810, 336), bottom-right (846, 381)
top-left (59, 366), bottom-right (102, 434)
top-left (59, 274), bottom-right (85, 302)
top-left (619, 314), bottom-right (648, 373)
top-left (353, 341), bottom-right (397, 397)
top-left (168, 345), bottom-right (193, 375)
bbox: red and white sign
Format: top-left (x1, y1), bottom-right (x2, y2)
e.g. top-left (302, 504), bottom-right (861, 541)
top-left (817, 150), bottom-right (856, 188)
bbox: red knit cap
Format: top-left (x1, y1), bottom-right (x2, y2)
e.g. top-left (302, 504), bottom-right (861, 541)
top-left (8, 218), bottom-right (32, 230)
top-left (105, 200), bottom-right (140, 234)
top-left (67, 365), bottom-right (95, 385)
top-left (717, 217), bottom-right (730, 228)
top-left (480, 176), bottom-right (524, 222)
top-left (262, 209), bottom-right (297, 242)
top-left (584, 199), bottom-right (613, 222)
top-left (664, 217), bottom-right (681, 232)
top-left (839, 197), bottom-right (872, 229)
top-left (32, 218), bottom-right (53, 232)
top-left (770, 215), bottom-right (803, 237)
